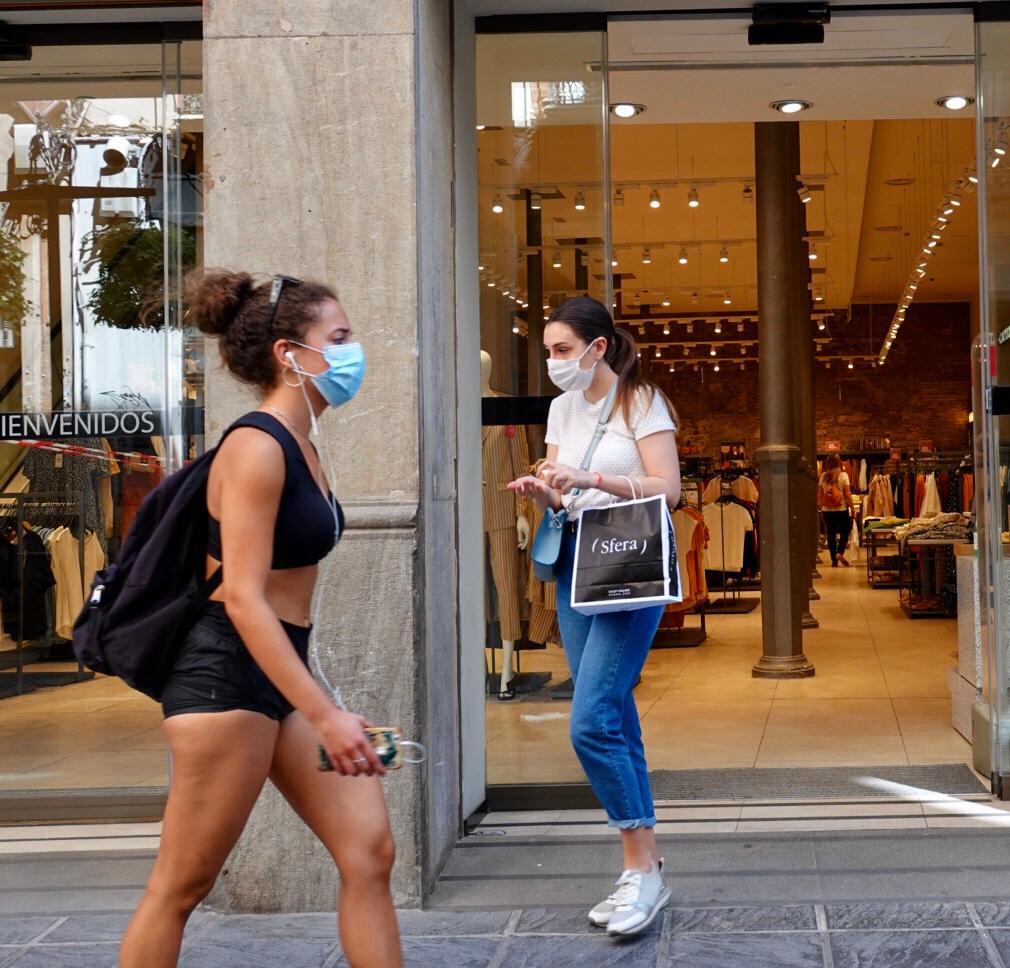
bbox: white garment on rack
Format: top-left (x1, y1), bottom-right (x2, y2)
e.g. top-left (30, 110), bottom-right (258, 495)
top-left (672, 510), bottom-right (699, 602)
top-left (47, 527), bottom-right (85, 640)
top-left (730, 476), bottom-right (759, 503)
top-left (702, 478), bottom-right (722, 505)
top-left (702, 502), bottom-right (753, 572)
top-left (859, 460), bottom-right (868, 493)
top-left (920, 472), bottom-right (942, 518)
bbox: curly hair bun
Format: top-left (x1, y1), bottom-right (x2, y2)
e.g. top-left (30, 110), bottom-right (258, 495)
top-left (185, 270), bottom-right (256, 336)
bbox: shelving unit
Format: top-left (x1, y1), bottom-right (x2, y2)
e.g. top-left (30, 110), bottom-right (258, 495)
top-left (899, 538), bottom-right (969, 619)
top-left (866, 527), bottom-right (903, 588)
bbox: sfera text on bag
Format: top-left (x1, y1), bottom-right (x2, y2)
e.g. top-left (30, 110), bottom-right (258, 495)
top-left (591, 537), bottom-right (649, 557)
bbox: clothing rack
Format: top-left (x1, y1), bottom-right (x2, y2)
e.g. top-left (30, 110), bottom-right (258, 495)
top-left (706, 479), bottom-right (760, 614)
top-left (653, 479), bottom-right (707, 649)
top-left (0, 491), bottom-right (91, 698)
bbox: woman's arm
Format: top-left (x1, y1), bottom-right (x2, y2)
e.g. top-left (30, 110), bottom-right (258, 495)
top-left (215, 429), bottom-right (383, 776)
top-left (843, 482), bottom-right (855, 513)
top-left (539, 431), bottom-right (681, 507)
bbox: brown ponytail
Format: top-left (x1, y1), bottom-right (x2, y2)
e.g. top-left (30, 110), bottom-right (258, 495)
top-left (548, 296), bottom-right (679, 428)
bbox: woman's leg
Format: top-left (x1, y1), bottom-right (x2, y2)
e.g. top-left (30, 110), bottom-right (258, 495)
top-left (269, 711), bottom-right (401, 968)
top-left (824, 511), bottom-right (840, 563)
top-left (837, 512), bottom-right (853, 563)
top-left (120, 711), bottom-right (278, 968)
top-left (568, 606), bottom-right (663, 850)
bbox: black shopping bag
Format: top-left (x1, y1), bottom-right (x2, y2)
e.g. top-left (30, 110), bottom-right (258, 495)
top-left (571, 495), bottom-right (681, 615)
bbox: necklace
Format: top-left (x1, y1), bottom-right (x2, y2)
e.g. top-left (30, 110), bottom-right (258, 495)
top-left (267, 406), bottom-right (311, 441)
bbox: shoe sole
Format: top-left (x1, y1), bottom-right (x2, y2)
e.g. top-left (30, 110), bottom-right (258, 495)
top-left (607, 887), bottom-right (672, 938)
top-left (588, 912), bottom-right (610, 928)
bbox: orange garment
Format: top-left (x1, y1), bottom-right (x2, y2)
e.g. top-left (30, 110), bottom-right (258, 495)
top-left (663, 505), bottom-right (709, 617)
top-left (914, 474), bottom-right (926, 517)
top-left (962, 474), bottom-right (974, 513)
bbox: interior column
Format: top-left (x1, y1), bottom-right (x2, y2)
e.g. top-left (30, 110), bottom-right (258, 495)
top-left (753, 120), bottom-right (816, 679)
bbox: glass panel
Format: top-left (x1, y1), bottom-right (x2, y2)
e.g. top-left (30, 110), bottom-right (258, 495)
top-left (475, 31), bottom-right (607, 781)
top-left (977, 19), bottom-right (1010, 794)
top-left (0, 39), bottom-right (202, 798)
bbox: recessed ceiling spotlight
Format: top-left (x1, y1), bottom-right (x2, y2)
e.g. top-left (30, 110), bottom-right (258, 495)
top-left (491, 195), bottom-right (504, 214)
top-left (847, 361), bottom-right (854, 370)
top-left (968, 172), bottom-right (979, 184)
top-left (678, 248), bottom-right (689, 265)
top-left (687, 187), bottom-right (700, 209)
top-left (478, 263), bottom-right (485, 271)
top-left (669, 363), bottom-right (676, 373)
top-left (610, 103), bottom-right (646, 119)
top-left (649, 188), bottom-right (661, 209)
top-left (937, 95), bottom-right (974, 111)
top-left (723, 296), bottom-right (733, 306)
top-left (487, 280), bottom-right (496, 288)
top-left (574, 190), bottom-right (586, 211)
top-left (719, 245), bottom-right (730, 264)
top-left (771, 99), bottom-right (812, 114)
top-left (714, 362), bottom-right (721, 372)
top-left (662, 298), bottom-right (671, 308)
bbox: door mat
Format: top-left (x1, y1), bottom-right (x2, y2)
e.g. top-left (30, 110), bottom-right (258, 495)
top-left (650, 764), bottom-right (988, 800)
top-left (0, 670), bottom-right (95, 700)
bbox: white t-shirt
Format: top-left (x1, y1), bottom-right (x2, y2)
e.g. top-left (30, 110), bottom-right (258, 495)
top-left (545, 385), bottom-right (677, 520)
top-left (702, 502), bottom-right (754, 572)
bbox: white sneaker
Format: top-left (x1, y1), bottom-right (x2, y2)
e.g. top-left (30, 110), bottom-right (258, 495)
top-left (588, 859), bottom-right (666, 928)
top-left (605, 862), bottom-right (671, 937)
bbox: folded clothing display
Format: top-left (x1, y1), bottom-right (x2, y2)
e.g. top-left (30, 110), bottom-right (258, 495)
top-left (862, 516), bottom-right (908, 534)
top-left (894, 512), bottom-right (971, 546)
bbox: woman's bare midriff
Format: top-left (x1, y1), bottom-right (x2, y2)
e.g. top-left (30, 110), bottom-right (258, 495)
top-left (206, 555), bottom-right (317, 628)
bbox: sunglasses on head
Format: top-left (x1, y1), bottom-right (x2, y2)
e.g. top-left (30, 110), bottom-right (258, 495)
top-left (266, 274), bottom-right (302, 329)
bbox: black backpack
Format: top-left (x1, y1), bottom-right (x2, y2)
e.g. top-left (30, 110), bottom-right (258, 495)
top-left (72, 415), bottom-right (259, 700)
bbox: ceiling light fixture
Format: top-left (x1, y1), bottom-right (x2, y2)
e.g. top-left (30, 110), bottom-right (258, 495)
top-left (687, 187), bottom-right (700, 209)
top-left (610, 102), bottom-right (646, 119)
top-left (552, 251), bottom-right (562, 269)
top-left (743, 185), bottom-right (754, 203)
top-left (612, 256), bottom-right (619, 267)
top-left (771, 99), bottom-right (812, 114)
top-left (713, 362), bottom-right (720, 372)
top-left (937, 95), bottom-right (973, 111)
top-left (642, 247), bottom-right (652, 265)
top-left (817, 318), bottom-right (826, 331)
top-left (487, 281), bottom-right (496, 288)
top-left (848, 361), bottom-right (854, 369)
top-left (649, 188), bottom-right (661, 209)
top-left (574, 190), bottom-right (586, 211)
top-left (512, 324), bottom-right (520, 334)
top-left (809, 243), bottom-right (818, 261)
top-left (530, 192), bottom-right (542, 211)
top-left (663, 323), bottom-right (671, 336)
top-left (491, 195), bottom-right (504, 214)
top-left (655, 346), bottom-right (662, 358)
top-left (678, 248), bottom-right (689, 265)
top-left (723, 296), bottom-right (733, 306)
top-left (683, 346), bottom-right (690, 356)
top-left (714, 321), bottom-right (722, 334)
top-left (719, 245), bottom-right (730, 264)
top-left (662, 298), bottom-right (671, 308)
top-left (614, 188), bottom-right (625, 207)
top-left (798, 184), bottom-right (813, 204)
top-left (710, 346), bottom-right (717, 357)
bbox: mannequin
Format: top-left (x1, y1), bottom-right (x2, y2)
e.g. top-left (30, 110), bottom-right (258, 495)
top-left (481, 350), bottom-right (531, 699)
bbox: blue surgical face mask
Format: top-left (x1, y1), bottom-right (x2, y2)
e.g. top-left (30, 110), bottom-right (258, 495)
top-left (290, 341), bottom-right (366, 409)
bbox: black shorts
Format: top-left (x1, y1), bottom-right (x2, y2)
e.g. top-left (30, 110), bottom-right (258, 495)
top-left (161, 601), bottom-right (310, 721)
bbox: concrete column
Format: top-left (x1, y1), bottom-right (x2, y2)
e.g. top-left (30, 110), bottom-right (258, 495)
top-left (753, 121), bottom-right (815, 679)
top-left (203, 0), bottom-right (459, 910)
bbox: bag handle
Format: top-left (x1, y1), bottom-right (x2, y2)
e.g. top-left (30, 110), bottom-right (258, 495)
top-left (568, 379), bottom-right (619, 500)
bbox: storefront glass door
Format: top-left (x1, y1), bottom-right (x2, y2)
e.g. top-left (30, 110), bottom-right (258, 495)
top-left (0, 36), bottom-right (202, 809)
top-left (976, 14), bottom-right (1010, 798)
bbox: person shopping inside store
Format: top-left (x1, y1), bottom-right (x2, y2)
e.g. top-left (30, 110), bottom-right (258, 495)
top-left (507, 296), bottom-right (680, 939)
top-left (120, 272), bottom-right (401, 968)
top-left (819, 452), bottom-right (856, 567)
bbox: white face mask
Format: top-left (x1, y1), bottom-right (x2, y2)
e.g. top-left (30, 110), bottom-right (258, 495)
top-left (547, 341), bottom-right (600, 393)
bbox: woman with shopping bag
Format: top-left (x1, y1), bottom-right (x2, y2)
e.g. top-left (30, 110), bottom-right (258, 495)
top-left (508, 296), bottom-right (680, 939)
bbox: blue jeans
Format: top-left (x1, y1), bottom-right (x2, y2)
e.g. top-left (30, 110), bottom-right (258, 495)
top-left (555, 530), bottom-right (664, 829)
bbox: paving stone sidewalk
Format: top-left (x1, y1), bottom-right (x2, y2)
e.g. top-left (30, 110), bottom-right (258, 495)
top-left (3, 900), bottom-right (1010, 967)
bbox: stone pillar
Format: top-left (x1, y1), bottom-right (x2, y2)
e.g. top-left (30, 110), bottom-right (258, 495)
top-left (202, 0), bottom-right (459, 910)
top-left (753, 121), bottom-right (815, 679)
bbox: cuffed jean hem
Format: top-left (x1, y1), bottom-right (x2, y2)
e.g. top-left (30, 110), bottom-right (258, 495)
top-left (608, 815), bottom-right (657, 830)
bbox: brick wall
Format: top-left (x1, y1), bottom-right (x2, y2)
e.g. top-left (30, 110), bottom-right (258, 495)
top-left (651, 303), bottom-right (972, 459)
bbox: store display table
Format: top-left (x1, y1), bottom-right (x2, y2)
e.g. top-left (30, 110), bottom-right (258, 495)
top-left (866, 527), bottom-right (902, 588)
top-left (899, 538), bottom-right (970, 619)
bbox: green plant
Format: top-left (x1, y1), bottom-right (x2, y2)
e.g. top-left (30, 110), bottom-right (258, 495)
top-left (0, 229), bottom-right (30, 329)
top-left (86, 221), bottom-right (196, 330)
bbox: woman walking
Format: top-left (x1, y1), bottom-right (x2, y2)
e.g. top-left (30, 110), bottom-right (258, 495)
top-left (120, 271), bottom-right (402, 968)
top-left (819, 453), bottom-right (855, 567)
top-left (508, 296), bottom-right (680, 938)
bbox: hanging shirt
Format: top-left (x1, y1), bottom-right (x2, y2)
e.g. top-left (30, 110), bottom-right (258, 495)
top-left (702, 502), bottom-right (754, 572)
top-left (731, 476), bottom-right (759, 503)
top-left (859, 460), bottom-right (868, 493)
top-left (920, 472), bottom-right (942, 518)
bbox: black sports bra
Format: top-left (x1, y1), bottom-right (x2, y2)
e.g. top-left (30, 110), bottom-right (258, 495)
top-left (207, 411), bottom-right (343, 570)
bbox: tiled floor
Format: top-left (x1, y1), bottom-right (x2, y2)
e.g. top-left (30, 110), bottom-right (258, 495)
top-left (0, 666), bottom-right (166, 792)
top-left (5, 903), bottom-right (1010, 968)
top-left (487, 556), bottom-right (972, 785)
